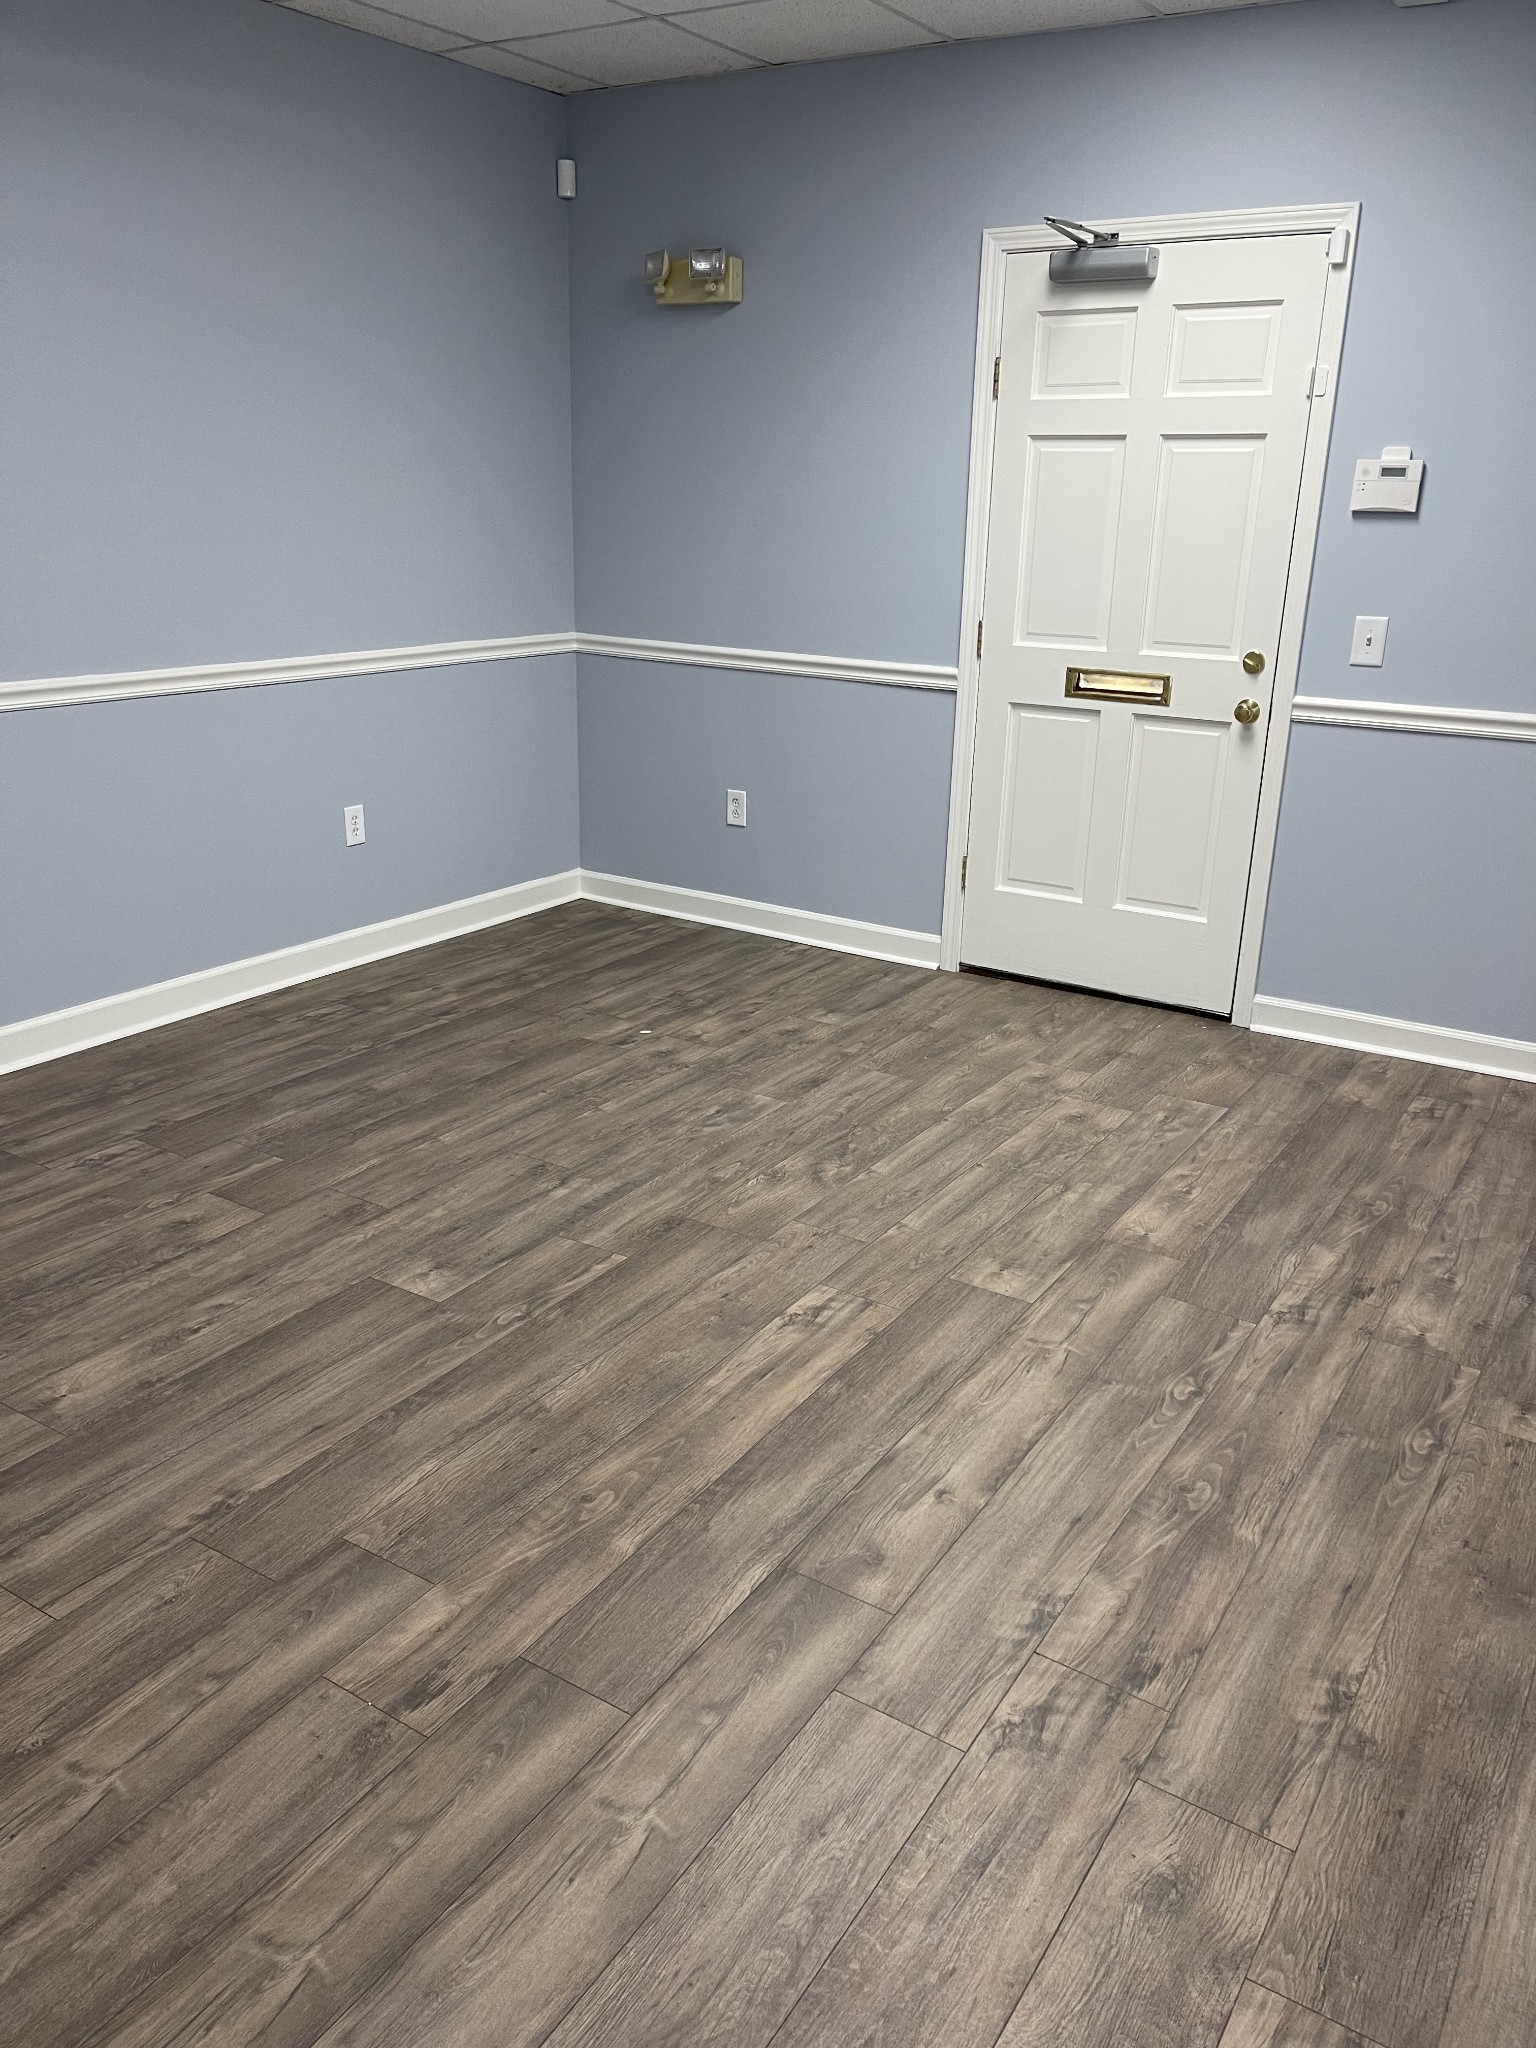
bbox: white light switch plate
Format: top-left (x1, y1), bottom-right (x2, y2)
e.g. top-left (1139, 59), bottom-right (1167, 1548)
top-left (1350, 616), bottom-right (1388, 668)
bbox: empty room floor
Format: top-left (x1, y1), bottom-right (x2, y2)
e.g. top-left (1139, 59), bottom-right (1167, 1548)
top-left (1, 903), bottom-right (1532, 2048)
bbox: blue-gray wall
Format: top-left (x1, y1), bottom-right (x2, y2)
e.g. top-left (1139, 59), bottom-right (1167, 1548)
top-left (1, 0), bottom-right (578, 1026)
top-left (2, 0), bottom-right (575, 675)
top-left (1252, 725), bottom-right (1536, 1040)
top-left (1, 660), bottom-right (579, 1024)
top-left (578, 658), bottom-right (953, 934)
top-left (568, 0), bottom-right (1536, 1039)
top-left (6, 0), bottom-right (1535, 1044)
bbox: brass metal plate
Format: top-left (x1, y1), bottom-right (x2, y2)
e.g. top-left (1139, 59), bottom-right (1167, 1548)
top-left (653, 255), bottom-right (744, 306)
top-left (1064, 666), bottom-right (1172, 706)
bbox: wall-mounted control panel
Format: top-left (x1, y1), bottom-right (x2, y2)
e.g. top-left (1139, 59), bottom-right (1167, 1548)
top-left (1352, 446), bottom-right (1423, 514)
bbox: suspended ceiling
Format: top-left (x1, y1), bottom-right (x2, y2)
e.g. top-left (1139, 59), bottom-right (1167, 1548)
top-left (269, 0), bottom-right (1305, 94)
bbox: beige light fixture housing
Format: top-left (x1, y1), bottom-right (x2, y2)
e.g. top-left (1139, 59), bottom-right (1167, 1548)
top-left (643, 248), bottom-right (744, 307)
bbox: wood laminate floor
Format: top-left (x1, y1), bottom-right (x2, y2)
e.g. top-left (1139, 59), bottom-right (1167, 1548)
top-left (1, 902), bottom-right (1532, 2048)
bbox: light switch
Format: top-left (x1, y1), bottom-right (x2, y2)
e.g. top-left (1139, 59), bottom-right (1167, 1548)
top-left (1350, 616), bottom-right (1388, 668)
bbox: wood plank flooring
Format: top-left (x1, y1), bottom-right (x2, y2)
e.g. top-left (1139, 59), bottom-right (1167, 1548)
top-left (1, 901), bottom-right (1532, 2048)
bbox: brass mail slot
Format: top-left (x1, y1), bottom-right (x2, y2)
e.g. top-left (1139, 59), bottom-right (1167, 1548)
top-left (1064, 666), bottom-right (1172, 707)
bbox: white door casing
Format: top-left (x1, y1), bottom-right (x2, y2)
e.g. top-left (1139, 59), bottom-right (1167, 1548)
top-left (962, 234), bottom-right (1328, 1010)
top-left (941, 206), bottom-right (1359, 1021)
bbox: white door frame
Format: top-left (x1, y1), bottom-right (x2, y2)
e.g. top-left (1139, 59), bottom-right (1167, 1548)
top-left (939, 202), bottom-right (1360, 1025)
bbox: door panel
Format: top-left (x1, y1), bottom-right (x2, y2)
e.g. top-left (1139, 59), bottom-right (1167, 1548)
top-left (1143, 437), bottom-right (1265, 654)
top-left (1167, 302), bottom-right (1283, 395)
top-left (1033, 308), bottom-right (1139, 397)
top-left (1000, 705), bottom-right (1099, 899)
top-left (961, 232), bottom-right (1330, 1013)
top-left (1115, 716), bottom-right (1229, 919)
top-left (1015, 439), bottom-right (1126, 647)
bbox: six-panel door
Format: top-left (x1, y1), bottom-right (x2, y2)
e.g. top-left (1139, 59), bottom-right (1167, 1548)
top-left (961, 234), bottom-right (1331, 1014)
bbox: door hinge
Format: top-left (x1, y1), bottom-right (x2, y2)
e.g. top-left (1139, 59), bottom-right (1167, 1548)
top-left (961, 853), bottom-right (968, 890)
top-left (992, 355), bottom-right (1000, 400)
top-left (976, 619), bottom-right (984, 659)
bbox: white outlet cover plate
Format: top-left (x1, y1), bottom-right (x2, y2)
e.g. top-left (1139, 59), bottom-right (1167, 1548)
top-left (1350, 616), bottom-right (1389, 668)
top-left (344, 804), bottom-right (366, 845)
top-left (726, 789), bottom-right (747, 827)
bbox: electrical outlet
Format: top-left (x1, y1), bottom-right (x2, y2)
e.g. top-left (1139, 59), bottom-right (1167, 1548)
top-left (726, 789), bottom-right (747, 828)
top-left (344, 804), bottom-right (366, 846)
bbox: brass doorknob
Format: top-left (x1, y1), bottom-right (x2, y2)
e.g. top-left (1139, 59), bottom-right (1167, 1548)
top-left (1234, 698), bottom-right (1262, 725)
top-left (1242, 651), bottom-right (1266, 676)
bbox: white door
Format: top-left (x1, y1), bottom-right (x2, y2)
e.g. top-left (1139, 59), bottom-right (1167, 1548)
top-left (961, 233), bottom-right (1332, 1013)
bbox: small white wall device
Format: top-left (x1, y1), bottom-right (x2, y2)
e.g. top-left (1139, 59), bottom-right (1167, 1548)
top-left (1352, 446), bottom-right (1423, 514)
top-left (1350, 616), bottom-right (1389, 668)
top-left (556, 158), bottom-right (576, 201)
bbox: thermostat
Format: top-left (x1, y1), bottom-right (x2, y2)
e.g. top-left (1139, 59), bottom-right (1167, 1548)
top-left (1352, 446), bottom-right (1423, 514)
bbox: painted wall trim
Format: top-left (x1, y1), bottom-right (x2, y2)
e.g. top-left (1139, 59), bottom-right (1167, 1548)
top-left (963, 204), bottom-right (1370, 251)
top-left (1251, 995), bottom-right (1536, 1086)
top-left (7, 866), bottom-right (1528, 1083)
top-left (0, 870), bottom-right (581, 1075)
top-left (1292, 696), bottom-right (1536, 743)
top-left (14, 645), bottom-right (1528, 739)
top-left (575, 633), bottom-right (958, 693)
top-left (0, 868), bottom-right (936, 1074)
top-left (0, 635), bottom-right (578, 715)
top-left (580, 871), bottom-right (942, 968)
top-left (2, 633), bottom-right (958, 714)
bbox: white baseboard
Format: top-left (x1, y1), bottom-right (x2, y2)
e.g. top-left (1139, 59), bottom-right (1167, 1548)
top-left (0, 867), bottom-right (941, 1076)
top-left (1251, 995), bottom-right (1536, 1085)
top-left (0, 870), bottom-right (581, 1076)
top-left (580, 872), bottom-right (941, 969)
top-left (19, 884), bottom-right (1522, 1088)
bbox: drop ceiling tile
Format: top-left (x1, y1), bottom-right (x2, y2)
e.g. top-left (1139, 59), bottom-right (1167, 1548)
top-left (678, 0), bottom-right (940, 64)
top-left (275, 0), bottom-right (472, 52)
top-left (506, 17), bottom-right (760, 83)
top-left (1144, 0), bottom-right (1297, 14)
top-left (406, 0), bottom-right (634, 38)
top-left (274, 0), bottom-right (1306, 93)
top-left (448, 41), bottom-right (601, 85)
top-left (595, 0), bottom-right (793, 14)
top-left (894, 0), bottom-right (1156, 34)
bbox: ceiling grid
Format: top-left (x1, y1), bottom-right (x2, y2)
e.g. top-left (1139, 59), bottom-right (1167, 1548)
top-left (270, 0), bottom-right (1302, 92)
